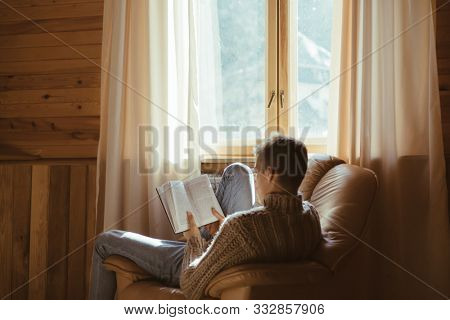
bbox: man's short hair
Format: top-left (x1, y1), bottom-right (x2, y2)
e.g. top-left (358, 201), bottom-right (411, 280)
top-left (255, 135), bottom-right (308, 190)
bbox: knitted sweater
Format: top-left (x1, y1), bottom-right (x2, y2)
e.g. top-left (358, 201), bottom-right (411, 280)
top-left (180, 193), bottom-right (322, 299)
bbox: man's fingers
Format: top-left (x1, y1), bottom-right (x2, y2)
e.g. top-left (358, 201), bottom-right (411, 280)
top-left (186, 211), bottom-right (196, 227)
top-left (211, 207), bottom-right (224, 221)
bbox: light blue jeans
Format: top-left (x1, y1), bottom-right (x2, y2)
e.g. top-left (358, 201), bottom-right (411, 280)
top-left (89, 163), bottom-right (255, 299)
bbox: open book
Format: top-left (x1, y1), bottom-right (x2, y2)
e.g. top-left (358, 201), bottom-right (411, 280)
top-left (156, 174), bottom-right (224, 234)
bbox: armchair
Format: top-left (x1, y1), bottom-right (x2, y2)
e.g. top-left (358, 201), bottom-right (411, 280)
top-left (103, 154), bottom-right (378, 299)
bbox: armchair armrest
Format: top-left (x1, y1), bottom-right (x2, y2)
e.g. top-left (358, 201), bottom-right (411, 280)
top-left (103, 255), bottom-right (151, 280)
top-left (103, 256), bottom-right (333, 300)
top-left (205, 261), bottom-right (332, 299)
top-left (103, 255), bottom-right (154, 298)
top-left (103, 235), bottom-right (185, 280)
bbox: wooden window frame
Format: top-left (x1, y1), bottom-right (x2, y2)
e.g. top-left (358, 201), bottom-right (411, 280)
top-left (201, 0), bottom-right (327, 170)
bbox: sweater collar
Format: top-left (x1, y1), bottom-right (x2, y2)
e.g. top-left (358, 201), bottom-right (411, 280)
top-left (263, 193), bottom-right (304, 213)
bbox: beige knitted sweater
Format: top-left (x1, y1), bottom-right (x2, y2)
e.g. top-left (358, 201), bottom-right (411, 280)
top-left (180, 193), bottom-right (322, 299)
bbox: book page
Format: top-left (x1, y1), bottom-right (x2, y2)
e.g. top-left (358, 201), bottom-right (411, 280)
top-left (156, 182), bottom-right (179, 233)
top-left (184, 175), bottom-right (223, 226)
top-left (170, 181), bottom-right (195, 232)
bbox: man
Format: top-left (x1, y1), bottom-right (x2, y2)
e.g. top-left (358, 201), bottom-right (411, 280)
top-left (90, 136), bottom-right (322, 299)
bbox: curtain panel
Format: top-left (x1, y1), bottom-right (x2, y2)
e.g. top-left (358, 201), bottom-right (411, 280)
top-left (97, 0), bottom-right (200, 238)
top-left (328, 0), bottom-right (449, 298)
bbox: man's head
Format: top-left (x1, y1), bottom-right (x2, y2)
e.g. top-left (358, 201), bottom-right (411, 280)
top-left (254, 135), bottom-right (308, 201)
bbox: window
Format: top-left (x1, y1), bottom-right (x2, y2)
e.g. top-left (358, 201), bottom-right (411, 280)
top-left (290, 0), bottom-right (333, 152)
top-left (197, 0), bottom-right (334, 158)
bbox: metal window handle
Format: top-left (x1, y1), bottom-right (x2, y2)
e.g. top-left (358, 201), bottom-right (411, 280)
top-left (280, 90), bottom-right (285, 109)
top-left (267, 90), bottom-right (276, 109)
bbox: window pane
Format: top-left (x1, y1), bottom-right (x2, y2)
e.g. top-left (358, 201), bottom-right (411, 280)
top-left (197, 0), bottom-right (266, 146)
top-left (295, 0), bottom-right (333, 140)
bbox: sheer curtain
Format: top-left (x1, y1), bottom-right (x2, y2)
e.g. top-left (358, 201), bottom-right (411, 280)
top-left (328, 0), bottom-right (449, 297)
top-left (97, 0), bottom-right (200, 238)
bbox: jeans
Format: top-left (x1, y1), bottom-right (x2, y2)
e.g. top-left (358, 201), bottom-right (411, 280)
top-left (89, 163), bottom-right (255, 299)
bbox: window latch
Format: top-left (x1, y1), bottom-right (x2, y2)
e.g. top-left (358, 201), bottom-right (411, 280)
top-left (280, 90), bottom-right (285, 109)
top-left (267, 90), bottom-right (276, 109)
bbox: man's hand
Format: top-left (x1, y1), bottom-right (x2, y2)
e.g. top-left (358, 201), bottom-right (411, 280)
top-left (183, 211), bottom-right (201, 240)
top-left (204, 208), bottom-right (225, 237)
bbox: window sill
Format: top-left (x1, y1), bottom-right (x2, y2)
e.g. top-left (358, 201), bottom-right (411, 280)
top-left (200, 143), bottom-right (327, 174)
top-left (200, 156), bottom-right (256, 174)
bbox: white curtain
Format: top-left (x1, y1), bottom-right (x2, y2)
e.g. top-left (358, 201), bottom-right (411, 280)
top-left (97, 0), bottom-right (200, 238)
top-left (329, 0), bottom-right (449, 298)
top-left (197, 0), bottom-right (223, 134)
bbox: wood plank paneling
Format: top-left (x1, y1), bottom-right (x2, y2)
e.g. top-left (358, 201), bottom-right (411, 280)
top-left (28, 165), bottom-right (49, 299)
top-left (0, 16), bottom-right (102, 36)
top-left (437, 7), bottom-right (450, 157)
top-left (46, 165), bottom-right (70, 299)
top-left (2, 0), bottom-right (96, 7)
top-left (0, 102), bottom-right (99, 118)
top-left (0, 166), bottom-right (14, 299)
top-left (437, 43), bottom-right (450, 59)
top-left (0, 87), bottom-right (100, 104)
top-left (11, 165), bottom-right (32, 299)
top-left (85, 164), bottom-right (97, 298)
top-left (0, 2), bottom-right (104, 22)
top-left (438, 58), bottom-right (450, 74)
top-left (441, 104), bottom-right (450, 127)
top-left (439, 74), bottom-right (450, 91)
top-left (436, 2), bottom-right (450, 215)
top-left (0, 162), bottom-right (99, 300)
top-left (437, 25), bottom-right (450, 42)
top-left (0, 45), bottom-right (102, 62)
top-left (0, 59), bottom-right (100, 76)
top-left (0, 117), bottom-right (99, 132)
top-left (441, 89), bottom-right (450, 102)
top-left (0, 145), bottom-right (98, 160)
top-left (67, 166), bottom-right (87, 299)
top-left (0, 30), bottom-right (102, 48)
top-left (0, 131), bottom-right (98, 146)
top-left (0, 0), bottom-right (102, 160)
top-left (0, 73), bottom-right (101, 91)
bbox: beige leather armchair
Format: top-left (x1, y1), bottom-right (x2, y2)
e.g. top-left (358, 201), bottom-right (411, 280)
top-left (103, 154), bottom-right (378, 299)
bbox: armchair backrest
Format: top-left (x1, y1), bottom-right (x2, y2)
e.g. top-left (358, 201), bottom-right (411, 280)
top-left (299, 154), bottom-right (378, 271)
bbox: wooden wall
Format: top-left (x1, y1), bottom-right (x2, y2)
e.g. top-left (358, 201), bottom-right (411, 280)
top-left (0, 0), bottom-right (103, 300)
top-left (0, 162), bottom-right (98, 300)
top-left (0, 0), bottom-right (102, 160)
top-left (437, 1), bottom-right (450, 210)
